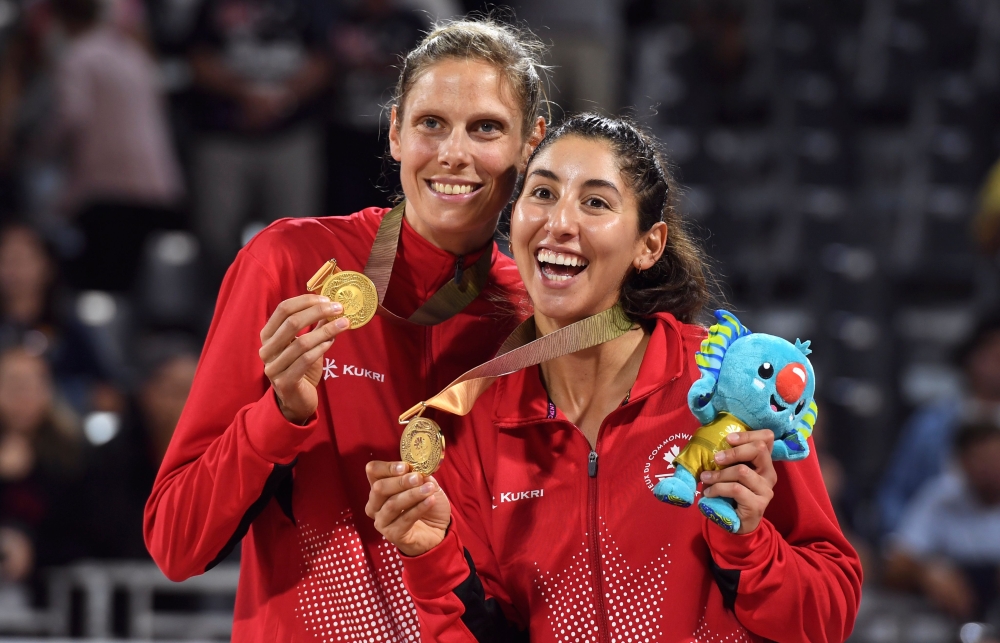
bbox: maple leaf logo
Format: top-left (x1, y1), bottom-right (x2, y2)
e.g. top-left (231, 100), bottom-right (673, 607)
top-left (663, 444), bottom-right (681, 469)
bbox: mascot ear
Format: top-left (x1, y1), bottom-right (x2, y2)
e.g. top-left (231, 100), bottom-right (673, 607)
top-left (795, 338), bottom-right (812, 356)
top-left (687, 376), bottom-right (718, 424)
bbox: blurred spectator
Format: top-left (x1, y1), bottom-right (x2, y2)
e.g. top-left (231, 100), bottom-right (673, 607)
top-left (327, 0), bottom-right (428, 213)
top-left (883, 422), bottom-right (1000, 626)
top-left (187, 0), bottom-right (332, 277)
top-left (878, 314), bottom-right (1000, 535)
top-left (0, 0), bottom-right (62, 220)
top-left (0, 347), bottom-right (86, 588)
top-left (48, 0), bottom-right (184, 293)
top-left (0, 223), bottom-right (113, 412)
top-left (84, 333), bottom-right (198, 559)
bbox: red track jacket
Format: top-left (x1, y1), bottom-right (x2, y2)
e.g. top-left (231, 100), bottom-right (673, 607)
top-left (402, 313), bottom-right (863, 643)
top-left (144, 207), bottom-right (525, 642)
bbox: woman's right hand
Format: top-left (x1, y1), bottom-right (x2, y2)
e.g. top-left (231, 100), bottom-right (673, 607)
top-left (259, 295), bottom-right (350, 424)
top-left (366, 461), bottom-right (451, 556)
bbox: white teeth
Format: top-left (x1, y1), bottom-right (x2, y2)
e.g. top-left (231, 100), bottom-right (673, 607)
top-left (535, 249), bottom-right (588, 268)
top-left (432, 182), bottom-right (476, 195)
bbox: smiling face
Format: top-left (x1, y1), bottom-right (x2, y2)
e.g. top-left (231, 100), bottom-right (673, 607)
top-left (713, 335), bottom-right (816, 432)
top-left (389, 58), bottom-right (543, 256)
top-left (510, 135), bottom-right (667, 329)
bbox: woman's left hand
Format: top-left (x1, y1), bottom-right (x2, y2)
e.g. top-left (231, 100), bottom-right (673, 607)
top-left (700, 430), bottom-right (778, 535)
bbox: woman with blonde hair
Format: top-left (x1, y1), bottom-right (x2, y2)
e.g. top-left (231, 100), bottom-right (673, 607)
top-left (145, 18), bottom-right (549, 641)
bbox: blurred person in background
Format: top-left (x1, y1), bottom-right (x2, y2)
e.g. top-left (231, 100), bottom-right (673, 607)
top-left (186, 0), bottom-right (332, 278)
top-left (0, 223), bottom-right (115, 413)
top-left (0, 347), bottom-right (87, 597)
top-left (85, 333), bottom-right (199, 559)
top-left (878, 314), bottom-right (1000, 535)
top-left (327, 0), bottom-right (428, 214)
top-left (883, 422), bottom-right (1000, 627)
top-left (0, 0), bottom-right (64, 220)
top-left (48, 0), bottom-right (184, 293)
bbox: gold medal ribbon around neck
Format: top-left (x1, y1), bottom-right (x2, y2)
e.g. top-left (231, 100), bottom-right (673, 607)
top-left (398, 304), bottom-right (635, 474)
top-left (306, 201), bottom-right (493, 328)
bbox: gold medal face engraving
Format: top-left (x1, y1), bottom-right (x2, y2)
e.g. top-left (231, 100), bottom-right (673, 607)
top-left (321, 271), bottom-right (377, 329)
top-left (400, 417), bottom-right (445, 475)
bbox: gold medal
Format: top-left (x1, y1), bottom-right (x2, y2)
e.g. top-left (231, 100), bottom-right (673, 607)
top-left (320, 271), bottom-right (378, 329)
top-left (400, 415), bottom-right (445, 475)
top-left (306, 260), bottom-right (378, 330)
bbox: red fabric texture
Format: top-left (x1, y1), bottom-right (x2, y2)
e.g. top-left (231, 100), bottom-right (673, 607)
top-left (404, 313), bottom-right (863, 643)
top-left (144, 207), bottom-right (525, 641)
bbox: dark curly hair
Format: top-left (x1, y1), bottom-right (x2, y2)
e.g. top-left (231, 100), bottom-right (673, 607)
top-left (521, 113), bottom-right (714, 324)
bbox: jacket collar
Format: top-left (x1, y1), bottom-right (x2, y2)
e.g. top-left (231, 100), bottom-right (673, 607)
top-left (381, 210), bottom-right (492, 317)
top-left (491, 312), bottom-right (694, 427)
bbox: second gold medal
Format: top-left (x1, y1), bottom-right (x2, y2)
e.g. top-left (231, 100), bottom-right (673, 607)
top-left (400, 416), bottom-right (445, 475)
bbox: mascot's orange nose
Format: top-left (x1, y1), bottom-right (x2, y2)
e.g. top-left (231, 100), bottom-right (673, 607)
top-left (776, 363), bottom-right (808, 404)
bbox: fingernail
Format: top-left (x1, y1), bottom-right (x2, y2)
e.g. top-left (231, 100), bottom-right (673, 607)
top-left (328, 302), bottom-right (343, 314)
top-left (392, 462), bottom-right (405, 474)
top-left (714, 452), bottom-right (726, 463)
top-left (420, 482), bottom-right (435, 494)
top-left (335, 317), bottom-right (351, 329)
top-left (406, 474), bottom-right (420, 485)
top-left (701, 471), bottom-right (713, 482)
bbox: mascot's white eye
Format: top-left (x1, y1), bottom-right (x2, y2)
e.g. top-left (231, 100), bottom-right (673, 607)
top-left (758, 363), bottom-right (774, 379)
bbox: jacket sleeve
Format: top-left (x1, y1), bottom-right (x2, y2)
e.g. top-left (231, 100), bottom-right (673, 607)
top-left (703, 438), bottom-right (863, 643)
top-left (144, 247), bottom-right (318, 581)
top-left (400, 417), bottom-right (528, 643)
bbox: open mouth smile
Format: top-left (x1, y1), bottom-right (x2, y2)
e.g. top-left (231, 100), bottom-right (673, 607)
top-left (536, 248), bottom-right (589, 282)
top-left (426, 180), bottom-right (483, 197)
top-left (770, 395), bottom-right (787, 412)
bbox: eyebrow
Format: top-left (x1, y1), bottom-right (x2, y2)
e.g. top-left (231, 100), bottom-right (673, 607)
top-left (582, 179), bottom-right (622, 197)
top-left (528, 170), bottom-right (622, 194)
top-left (528, 168), bottom-right (559, 180)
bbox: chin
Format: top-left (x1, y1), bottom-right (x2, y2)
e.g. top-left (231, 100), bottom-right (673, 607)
top-left (531, 297), bottom-right (591, 324)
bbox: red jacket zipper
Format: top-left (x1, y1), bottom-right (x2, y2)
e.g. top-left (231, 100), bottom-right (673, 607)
top-left (587, 448), bottom-right (611, 643)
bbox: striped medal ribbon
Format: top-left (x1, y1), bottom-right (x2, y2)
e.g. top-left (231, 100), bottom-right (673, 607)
top-left (398, 304), bottom-right (636, 474)
top-left (306, 201), bottom-right (493, 328)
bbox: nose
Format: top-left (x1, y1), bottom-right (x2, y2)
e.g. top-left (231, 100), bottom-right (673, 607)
top-left (544, 197), bottom-right (578, 239)
top-left (776, 363), bottom-right (808, 404)
top-left (438, 127), bottom-right (471, 169)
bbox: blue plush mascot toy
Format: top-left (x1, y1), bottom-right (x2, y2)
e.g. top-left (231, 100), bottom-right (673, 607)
top-left (653, 309), bottom-right (819, 533)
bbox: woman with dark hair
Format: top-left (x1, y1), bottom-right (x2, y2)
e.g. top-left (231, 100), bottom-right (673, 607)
top-left (367, 114), bottom-right (862, 642)
top-left (145, 17), bottom-right (549, 642)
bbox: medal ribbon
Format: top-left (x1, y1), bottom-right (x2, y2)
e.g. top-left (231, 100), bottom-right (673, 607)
top-left (399, 304), bottom-right (635, 422)
top-left (308, 202), bottom-right (493, 326)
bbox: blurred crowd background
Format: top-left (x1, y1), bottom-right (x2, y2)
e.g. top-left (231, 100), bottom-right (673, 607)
top-left (0, 0), bottom-right (1000, 640)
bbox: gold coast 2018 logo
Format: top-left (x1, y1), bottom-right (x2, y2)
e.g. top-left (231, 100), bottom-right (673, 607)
top-left (643, 433), bottom-right (692, 491)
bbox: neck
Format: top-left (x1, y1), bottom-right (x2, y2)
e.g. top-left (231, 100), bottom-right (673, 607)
top-left (538, 313), bottom-right (648, 446)
top-left (403, 202), bottom-right (496, 257)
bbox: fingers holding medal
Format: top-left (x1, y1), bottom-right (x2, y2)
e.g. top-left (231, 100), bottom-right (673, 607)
top-left (306, 260), bottom-right (378, 330)
top-left (400, 416), bottom-right (445, 474)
